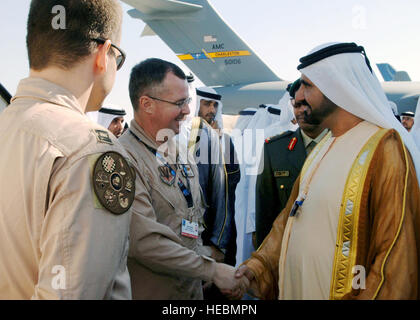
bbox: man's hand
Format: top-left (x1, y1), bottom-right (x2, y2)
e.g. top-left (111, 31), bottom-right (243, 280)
top-left (221, 264), bottom-right (256, 300)
top-left (215, 264), bottom-right (254, 300)
top-left (212, 263), bottom-right (250, 299)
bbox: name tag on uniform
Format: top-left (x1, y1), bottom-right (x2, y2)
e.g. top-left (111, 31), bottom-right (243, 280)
top-left (274, 170), bottom-right (289, 177)
top-left (93, 129), bottom-right (113, 145)
top-left (181, 219), bottom-right (199, 239)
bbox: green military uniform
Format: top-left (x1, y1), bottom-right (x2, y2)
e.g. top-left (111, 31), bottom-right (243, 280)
top-left (255, 128), bottom-right (307, 247)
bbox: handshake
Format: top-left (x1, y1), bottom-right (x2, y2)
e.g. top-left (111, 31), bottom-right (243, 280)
top-left (211, 263), bottom-right (255, 300)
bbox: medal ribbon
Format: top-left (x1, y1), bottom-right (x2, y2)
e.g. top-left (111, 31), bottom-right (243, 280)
top-left (129, 130), bottom-right (194, 208)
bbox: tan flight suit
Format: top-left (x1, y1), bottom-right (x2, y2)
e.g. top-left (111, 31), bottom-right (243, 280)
top-left (118, 120), bottom-right (217, 300)
top-left (0, 77), bottom-right (134, 299)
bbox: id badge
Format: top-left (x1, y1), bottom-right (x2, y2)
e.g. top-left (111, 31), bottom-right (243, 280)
top-left (181, 219), bottom-right (199, 239)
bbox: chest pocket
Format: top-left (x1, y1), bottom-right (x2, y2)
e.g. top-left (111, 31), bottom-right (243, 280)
top-left (150, 165), bottom-right (205, 230)
top-left (273, 167), bottom-right (297, 204)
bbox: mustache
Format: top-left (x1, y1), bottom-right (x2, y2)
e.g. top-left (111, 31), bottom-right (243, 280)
top-left (205, 113), bottom-right (216, 120)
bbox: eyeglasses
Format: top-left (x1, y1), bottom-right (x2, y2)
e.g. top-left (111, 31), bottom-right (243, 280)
top-left (147, 96), bottom-right (192, 108)
top-left (91, 38), bottom-right (126, 71)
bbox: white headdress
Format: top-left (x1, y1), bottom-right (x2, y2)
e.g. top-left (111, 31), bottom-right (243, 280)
top-left (234, 107), bottom-right (257, 133)
top-left (411, 98), bottom-right (420, 150)
top-left (87, 104), bottom-right (126, 129)
top-left (298, 42), bottom-right (420, 181)
top-left (388, 101), bottom-right (398, 117)
top-left (195, 86), bottom-right (223, 130)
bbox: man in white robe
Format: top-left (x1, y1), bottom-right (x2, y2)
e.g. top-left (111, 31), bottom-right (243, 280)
top-left (411, 98), bottom-right (420, 151)
top-left (87, 104), bottom-right (126, 138)
top-left (226, 42), bottom-right (420, 300)
top-left (234, 108), bottom-right (258, 134)
top-left (234, 94), bottom-right (298, 268)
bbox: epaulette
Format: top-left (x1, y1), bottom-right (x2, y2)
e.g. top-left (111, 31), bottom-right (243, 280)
top-left (264, 130), bottom-right (293, 144)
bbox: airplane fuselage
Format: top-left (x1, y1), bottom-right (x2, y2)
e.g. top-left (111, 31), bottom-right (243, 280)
top-left (217, 81), bottom-right (420, 115)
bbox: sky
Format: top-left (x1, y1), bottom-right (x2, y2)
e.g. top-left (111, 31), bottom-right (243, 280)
top-left (1, 0), bottom-right (420, 122)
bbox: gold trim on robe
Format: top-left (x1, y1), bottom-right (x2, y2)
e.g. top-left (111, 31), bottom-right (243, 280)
top-left (329, 128), bottom-right (388, 299)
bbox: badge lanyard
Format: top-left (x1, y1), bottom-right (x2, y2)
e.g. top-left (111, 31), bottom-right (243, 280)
top-left (289, 137), bottom-right (337, 217)
top-left (129, 130), bottom-right (194, 209)
top-left (278, 136), bottom-right (337, 299)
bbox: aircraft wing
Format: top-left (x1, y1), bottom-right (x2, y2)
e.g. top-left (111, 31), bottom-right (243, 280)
top-left (122, 0), bottom-right (281, 86)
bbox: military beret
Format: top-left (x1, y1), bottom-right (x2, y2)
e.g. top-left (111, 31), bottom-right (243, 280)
top-left (287, 78), bottom-right (301, 99)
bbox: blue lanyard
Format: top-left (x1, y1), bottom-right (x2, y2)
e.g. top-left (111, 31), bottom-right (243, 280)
top-left (129, 130), bottom-right (194, 208)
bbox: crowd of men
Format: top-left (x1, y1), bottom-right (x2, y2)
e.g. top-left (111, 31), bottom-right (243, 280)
top-left (0, 0), bottom-right (419, 300)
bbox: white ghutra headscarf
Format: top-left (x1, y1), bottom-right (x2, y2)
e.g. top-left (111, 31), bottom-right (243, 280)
top-left (86, 104), bottom-right (126, 129)
top-left (411, 98), bottom-right (420, 151)
top-left (298, 42), bottom-right (420, 183)
top-left (195, 86), bottom-right (224, 130)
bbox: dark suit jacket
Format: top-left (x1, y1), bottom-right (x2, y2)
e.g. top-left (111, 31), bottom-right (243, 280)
top-left (255, 128), bottom-right (307, 247)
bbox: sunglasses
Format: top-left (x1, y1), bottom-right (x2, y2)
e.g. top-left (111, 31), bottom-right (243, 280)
top-left (91, 38), bottom-right (126, 71)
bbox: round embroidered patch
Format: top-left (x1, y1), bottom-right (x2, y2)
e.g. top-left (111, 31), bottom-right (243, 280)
top-left (93, 152), bottom-right (135, 215)
top-left (102, 155), bottom-right (116, 173)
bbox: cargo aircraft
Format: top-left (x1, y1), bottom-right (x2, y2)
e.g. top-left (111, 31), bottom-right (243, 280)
top-left (121, 0), bottom-right (419, 116)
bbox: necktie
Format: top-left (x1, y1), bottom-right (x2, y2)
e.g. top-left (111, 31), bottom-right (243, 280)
top-left (306, 140), bottom-right (317, 155)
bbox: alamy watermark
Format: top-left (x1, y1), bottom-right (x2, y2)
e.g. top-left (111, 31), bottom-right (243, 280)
top-left (51, 265), bottom-right (66, 290)
top-left (51, 5), bottom-right (66, 30)
top-left (156, 128), bottom-right (266, 176)
top-left (352, 265), bottom-right (366, 290)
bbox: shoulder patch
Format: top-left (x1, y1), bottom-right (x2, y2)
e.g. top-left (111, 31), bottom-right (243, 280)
top-left (265, 130), bottom-right (294, 144)
top-left (92, 151), bottom-right (135, 215)
top-left (93, 129), bottom-right (113, 145)
top-left (288, 137), bottom-right (298, 150)
top-left (277, 130), bottom-right (294, 139)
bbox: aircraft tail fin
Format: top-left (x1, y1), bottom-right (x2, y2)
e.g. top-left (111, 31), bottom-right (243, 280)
top-left (376, 63), bottom-right (411, 82)
top-left (124, 0), bottom-right (281, 86)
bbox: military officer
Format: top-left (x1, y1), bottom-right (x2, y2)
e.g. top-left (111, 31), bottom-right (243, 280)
top-left (255, 79), bottom-right (328, 247)
top-left (0, 0), bottom-right (134, 299)
top-left (120, 58), bottom-right (248, 300)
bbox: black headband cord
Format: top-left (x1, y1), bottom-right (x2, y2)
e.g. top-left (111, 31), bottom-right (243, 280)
top-left (196, 89), bottom-right (221, 101)
top-left (99, 108), bottom-right (126, 116)
top-left (297, 42), bottom-right (372, 73)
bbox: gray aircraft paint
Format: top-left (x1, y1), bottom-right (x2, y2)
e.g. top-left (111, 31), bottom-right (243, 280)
top-left (122, 0), bottom-right (420, 115)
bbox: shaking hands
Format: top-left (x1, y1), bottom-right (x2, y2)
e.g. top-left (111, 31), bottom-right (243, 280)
top-left (212, 263), bottom-right (255, 300)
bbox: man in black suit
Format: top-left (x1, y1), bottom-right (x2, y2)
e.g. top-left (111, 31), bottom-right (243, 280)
top-left (254, 80), bottom-right (328, 247)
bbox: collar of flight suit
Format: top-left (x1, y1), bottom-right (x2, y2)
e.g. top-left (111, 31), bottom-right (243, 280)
top-left (129, 119), bottom-right (179, 164)
top-left (12, 77), bottom-right (85, 115)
